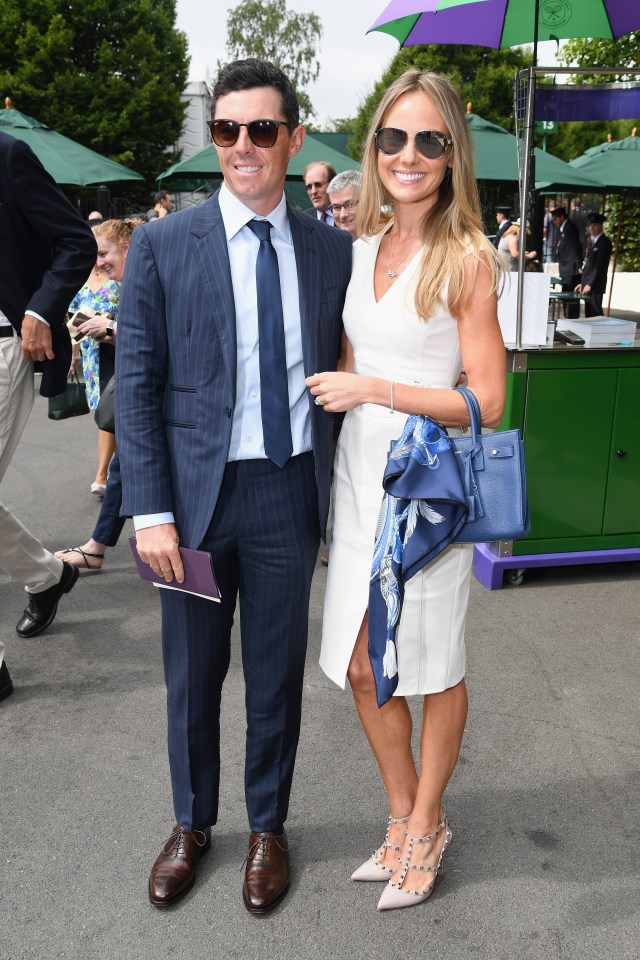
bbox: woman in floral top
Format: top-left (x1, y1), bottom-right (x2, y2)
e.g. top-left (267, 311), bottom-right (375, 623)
top-left (68, 270), bottom-right (120, 494)
top-left (56, 218), bottom-right (142, 571)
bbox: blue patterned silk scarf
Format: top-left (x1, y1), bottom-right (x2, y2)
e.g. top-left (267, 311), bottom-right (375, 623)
top-left (368, 416), bottom-right (468, 708)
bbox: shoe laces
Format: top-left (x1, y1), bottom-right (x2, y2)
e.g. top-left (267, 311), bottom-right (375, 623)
top-left (243, 832), bottom-right (289, 868)
top-left (163, 826), bottom-right (208, 857)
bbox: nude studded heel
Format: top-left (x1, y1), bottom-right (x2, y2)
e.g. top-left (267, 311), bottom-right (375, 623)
top-left (351, 814), bottom-right (410, 882)
top-left (377, 814), bottom-right (452, 910)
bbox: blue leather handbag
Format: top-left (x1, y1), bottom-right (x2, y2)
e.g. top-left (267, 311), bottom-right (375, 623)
top-left (451, 386), bottom-right (530, 543)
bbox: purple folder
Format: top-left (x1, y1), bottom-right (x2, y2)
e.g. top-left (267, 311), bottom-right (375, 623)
top-left (129, 537), bottom-right (221, 602)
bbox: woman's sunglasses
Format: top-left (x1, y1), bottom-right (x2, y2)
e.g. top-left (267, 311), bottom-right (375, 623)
top-left (375, 127), bottom-right (453, 160)
top-left (207, 118), bottom-right (294, 149)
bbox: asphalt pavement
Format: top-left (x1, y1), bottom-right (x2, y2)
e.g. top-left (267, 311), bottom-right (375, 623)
top-left (1, 390), bottom-right (639, 960)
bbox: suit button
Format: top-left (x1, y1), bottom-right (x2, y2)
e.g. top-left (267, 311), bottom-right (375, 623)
top-left (225, 406), bottom-right (232, 417)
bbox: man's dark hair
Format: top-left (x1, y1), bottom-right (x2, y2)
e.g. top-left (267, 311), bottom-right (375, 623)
top-left (154, 190), bottom-right (171, 204)
top-left (213, 58), bottom-right (300, 129)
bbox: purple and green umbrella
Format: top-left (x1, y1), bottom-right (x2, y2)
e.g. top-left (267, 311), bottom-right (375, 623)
top-left (370, 0), bottom-right (640, 63)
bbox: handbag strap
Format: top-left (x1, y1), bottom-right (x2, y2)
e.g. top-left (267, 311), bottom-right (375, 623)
top-left (454, 386), bottom-right (481, 441)
top-left (68, 359), bottom-right (84, 385)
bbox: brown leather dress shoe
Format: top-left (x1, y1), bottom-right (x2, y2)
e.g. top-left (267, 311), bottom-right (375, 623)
top-left (148, 824), bottom-right (211, 907)
top-left (243, 831), bottom-right (290, 914)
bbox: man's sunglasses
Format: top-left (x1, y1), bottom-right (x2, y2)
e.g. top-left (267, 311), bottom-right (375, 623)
top-left (305, 179), bottom-right (329, 192)
top-left (207, 118), bottom-right (294, 149)
top-left (375, 127), bottom-right (453, 160)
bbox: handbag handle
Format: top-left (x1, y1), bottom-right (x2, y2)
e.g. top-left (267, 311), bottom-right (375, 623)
top-left (454, 385), bottom-right (485, 521)
top-left (454, 386), bottom-right (482, 440)
top-left (69, 360), bottom-right (83, 384)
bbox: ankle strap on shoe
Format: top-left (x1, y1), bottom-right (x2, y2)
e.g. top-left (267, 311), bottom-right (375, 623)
top-left (407, 815), bottom-right (446, 845)
top-left (388, 813), bottom-right (410, 825)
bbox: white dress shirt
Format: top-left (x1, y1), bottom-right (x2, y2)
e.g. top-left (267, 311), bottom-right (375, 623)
top-left (135, 185), bottom-right (310, 532)
top-left (1, 305), bottom-right (48, 327)
top-left (220, 184), bottom-right (310, 461)
top-left (316, 208), bottom-right (334, 227)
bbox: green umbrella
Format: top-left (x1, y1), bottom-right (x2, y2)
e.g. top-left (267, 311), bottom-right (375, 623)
top-left (466, 112), bottom-right (604, 189)
top-left (569, 133), bottom-right (640, 189)
top-left (157, 132), bottom-right (357, 181)
top-left (0, 103), bottom-right (144, 186)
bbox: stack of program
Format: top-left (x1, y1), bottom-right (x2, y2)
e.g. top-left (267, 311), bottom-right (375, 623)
top-left (557, 316), bottom-right (637, 346)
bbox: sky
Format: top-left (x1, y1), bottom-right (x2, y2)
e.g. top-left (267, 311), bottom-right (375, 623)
top-left (175, 0), bottom-right (560, 126)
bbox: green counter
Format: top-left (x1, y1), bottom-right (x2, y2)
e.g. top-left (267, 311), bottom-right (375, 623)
top-left (500, 341), bottom-right (640, 557)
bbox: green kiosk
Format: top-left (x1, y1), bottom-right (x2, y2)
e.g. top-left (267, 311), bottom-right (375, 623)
top-left (476, 67), bottom-right (640, 587)
top-left (474, 340), bottom-right (640, 588)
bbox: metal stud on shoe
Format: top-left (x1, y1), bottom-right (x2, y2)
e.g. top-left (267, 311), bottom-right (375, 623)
top-left (377, 814), bottom-right (452, 910)
top-left (351, 813), bottom-right (410, 882)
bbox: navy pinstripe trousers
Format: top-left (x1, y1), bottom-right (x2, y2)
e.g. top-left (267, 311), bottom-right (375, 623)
top-left (160, 453), bottom-right (320, 833)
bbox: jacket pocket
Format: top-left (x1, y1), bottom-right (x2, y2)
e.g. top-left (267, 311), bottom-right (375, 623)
top-left (164, 384), bottom-right (197, 427)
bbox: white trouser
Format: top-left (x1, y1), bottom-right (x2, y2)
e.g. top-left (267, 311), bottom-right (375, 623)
top-left (0, 330), bottom-right (63, 667)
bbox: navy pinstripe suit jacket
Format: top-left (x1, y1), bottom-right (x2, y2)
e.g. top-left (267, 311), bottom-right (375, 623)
top-left (116, 190), bottom-right (352, 548)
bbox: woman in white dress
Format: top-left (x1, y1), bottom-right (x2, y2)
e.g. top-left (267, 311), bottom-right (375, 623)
top-left (306, 70), bottom-right (506, 911)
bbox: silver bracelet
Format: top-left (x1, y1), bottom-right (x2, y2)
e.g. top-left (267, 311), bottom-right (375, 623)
top-left (390, 380), bottom-right (394, 414)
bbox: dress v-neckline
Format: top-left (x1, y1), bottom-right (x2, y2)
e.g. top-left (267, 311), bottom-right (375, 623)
top-left (372, 225), bottom-right (422, 306)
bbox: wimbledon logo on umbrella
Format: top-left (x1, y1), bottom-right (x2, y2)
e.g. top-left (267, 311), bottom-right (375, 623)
top-left (540, 0), bottom-right (573, 29)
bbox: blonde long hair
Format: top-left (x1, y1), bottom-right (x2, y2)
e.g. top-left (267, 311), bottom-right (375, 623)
top-left (357, 69), bottom-right (503, 322)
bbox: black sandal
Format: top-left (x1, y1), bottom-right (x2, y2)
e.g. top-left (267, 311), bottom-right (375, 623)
top-left (57, 546), bottom-right (105, 570)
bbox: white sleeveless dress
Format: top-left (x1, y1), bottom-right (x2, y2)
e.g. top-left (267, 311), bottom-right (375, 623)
top-left (319, 227), bottom-right (473, 695)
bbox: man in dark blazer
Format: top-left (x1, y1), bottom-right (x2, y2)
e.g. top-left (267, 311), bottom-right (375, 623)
top-left (0, 133), bottom-right (97, 700)
top-left (551, 206), bottom-right (583, 319)
top-left (116, 59), bottom-right (352, 913)
top-left (575, 213), bottom-right (612, 317)
top-left (303, 161), bottom-right (336, 225)
top-left (492, 205), bottom-right (512, 248)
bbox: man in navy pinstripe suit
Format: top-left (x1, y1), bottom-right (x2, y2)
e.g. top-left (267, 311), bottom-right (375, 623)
top-left (116, 59), bottom-right (352, 912)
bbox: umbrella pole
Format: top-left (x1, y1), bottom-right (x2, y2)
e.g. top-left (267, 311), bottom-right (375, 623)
top-left (533, 0), bottom-right (540, 68)
top-left (606, 188), bottom-right (626, 318)
top-left (516, 68), bottom-right (537, 349)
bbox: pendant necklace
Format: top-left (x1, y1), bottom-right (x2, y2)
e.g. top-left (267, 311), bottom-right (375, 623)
top-left (386, 231), bottom-right (420, 279)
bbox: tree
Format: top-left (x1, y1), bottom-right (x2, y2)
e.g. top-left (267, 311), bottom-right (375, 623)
top-left (558, 34), bottom-right (639, 82)
top-left (317, 117), bottom-right (356, 134)
top-left (0, 0), bottom-right (189, 187)
top-left (605, 193), bottom-right (640, 273)
top-left (350, 44), bottom-right (531, 161)
top-left (555, 34), bottom-right (640, 271)
top-left (221, 0), bottom-right (322, 122)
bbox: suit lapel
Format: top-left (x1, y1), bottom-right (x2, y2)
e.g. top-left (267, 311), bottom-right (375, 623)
top-left (191, 192), bottom-right (237, 396)
top-left (289, 205), bottom-right (320, 376)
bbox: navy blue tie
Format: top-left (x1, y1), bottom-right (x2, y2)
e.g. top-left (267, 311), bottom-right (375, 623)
top-left (246, 219), bottom-right (293, 469)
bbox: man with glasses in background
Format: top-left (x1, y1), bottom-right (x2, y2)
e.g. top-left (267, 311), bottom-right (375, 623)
top-left (316, 170), bottom-right (362, 568)
top-left (116, 58), bottom-right (352, 914)
top-left (327, 169), bottom-right (361, 241)
top-left (303, 161), bottom-right (336, 224)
